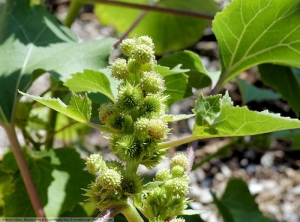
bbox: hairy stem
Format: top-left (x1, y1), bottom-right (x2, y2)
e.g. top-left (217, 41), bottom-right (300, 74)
top-left (88, 0), bottom-right (215, 20)
top-left (186, 140), bottom-right (198, 174)
top-left (4, 125), bottom-right (46, 220)
top-left (157, 134), bottom-right (198, 150)
top-left (64, 0), bottom-right (84, 27)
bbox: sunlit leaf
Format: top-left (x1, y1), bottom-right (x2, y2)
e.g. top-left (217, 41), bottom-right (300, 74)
top-left (64, 69), bottom-right (119, 102)
top-left (213, 0), bottom-right (300, 89)
top-left (192, 93), bottom-right (300, 138)
top-left (0, 0), bottom-right (115, 125)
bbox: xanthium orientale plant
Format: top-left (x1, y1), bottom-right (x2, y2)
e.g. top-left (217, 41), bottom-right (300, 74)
top-left (20, 35), bottom-right (300, 221)
top-left (83, 36), bottom-right (198, 222)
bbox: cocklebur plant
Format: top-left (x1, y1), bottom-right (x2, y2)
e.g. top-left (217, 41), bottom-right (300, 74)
top-left (83, 36), bottom-right (196, 222)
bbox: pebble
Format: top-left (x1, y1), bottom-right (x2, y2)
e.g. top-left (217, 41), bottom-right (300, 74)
top-left (261, 152), bottom-right (275, 167)
top-left (291, 185), bottom-right (300, 195)
top-left (249, 183), bottom-right (264, 195)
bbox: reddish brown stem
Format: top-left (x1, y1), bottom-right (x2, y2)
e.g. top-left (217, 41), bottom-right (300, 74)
top-left (4, 125), bottom-right (46, 220)
top-left (88, 0), bottom-right (215, 20)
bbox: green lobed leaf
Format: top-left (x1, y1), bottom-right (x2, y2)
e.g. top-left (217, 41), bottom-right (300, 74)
top-left (2, 151), bottom-right (54, 217)
top-left (163, 114), bottom-right (195, 122)
top-left (1, 148), bottom-right (94, 217)
top-left (213, 0), bottom-right (300, 89)
top-left (193, 93), bottom-right (222, 126)
top-left (155, 65), bottom-right (193, 107)
top-left (19, 91), bottom-right (104, 130)
top-left (40, 148), bottom-right (94, 216)
top-left (158, 50), bottom-right (221, 89)
top-left (259, 64), bottom-right (300, 116)
top-left (235, 77), bottom-right (281, 104)
top-left (192, 93), bottom-right (300, 139)
top-left (95, 0), bottom-right (218, 54)
top-left (0, 0), bottom-right (115, 125)
top-left (64, 69), bottom-right (119, 102)
top-left (212, 178), bottom-right (275, 222)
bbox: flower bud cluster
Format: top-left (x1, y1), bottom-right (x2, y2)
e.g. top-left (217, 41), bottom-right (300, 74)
top-left (136, 153), bottom-right (190, 221)
top-left (85, 156), bottom-right (143, 210)
top-left (86, 36), bottom-right (172, 213)
top-left (100, 36), bottom-right (169, 166)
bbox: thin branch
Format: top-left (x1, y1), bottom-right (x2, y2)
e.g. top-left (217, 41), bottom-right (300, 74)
top-left (114, 10), bottom-right (147, 48)
top-left (88, 0), bottom-right (215, 20)
top-left (4, 125), bottom-right (46, 220)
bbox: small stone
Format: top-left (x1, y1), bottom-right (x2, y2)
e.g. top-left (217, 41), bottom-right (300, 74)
top-left (248, 183), bottom-right (264, 195)
top-left (260, 152), bottom-right (275, 167)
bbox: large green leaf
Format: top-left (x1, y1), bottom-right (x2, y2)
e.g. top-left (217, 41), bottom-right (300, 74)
top-left (0, 0), bottom-right (115, 125)
top-left (95, 0), bottom-right (218, 54)
top-left (2, 151), bottom-right (54, 217)
top-left (212, 178), bottom-right (275, 222)
top-left (158, 50), bottom-right (221, 89)
top-left (192, 93), bottom-right (300, 139)
top-left (155, 65), bottom-right (193, 106)
top-left (64, 69), bottom-right (119, 102)
top-left (259, 64), bottom-right (300, 116)
top-left (1, 148), bottom-right (94, 217)
top-left (212, 0), bottom-right (300, 89)
top-left (235, 77), bottom-right (280, 104)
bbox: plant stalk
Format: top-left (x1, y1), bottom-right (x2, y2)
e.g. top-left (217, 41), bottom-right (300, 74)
top-left (64, 0), bottom-right (84, 27)
top-left (4, 125), bottom-right (46, 220)
top-left (121, 199), bottom-right (144, 222)
top-left (88, 0), bottom-right (215, 20)
top-left (157, 134), bottom-right (198, 150)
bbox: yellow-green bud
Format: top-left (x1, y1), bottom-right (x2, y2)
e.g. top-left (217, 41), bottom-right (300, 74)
top-left (128, 59), bottom-right (142, 74)
top-left (120, 38), bottom-right (136, 57)
top-left (86, 154), bottom-right (104, 174)
top-left (170, 153), bottom-right (189, 171)
top-left (98, 103), bottom-right (116, 124)
top-left (133, 44), bottom-right (154, 64)
top-left (147, 118), bottom-right (169, 140)
top-left (141, 71), bottom-right (165, 94)
top-left (165, 177), bottom-right (189, 197)
top-left (97, 168), bottom-right (122, 190)
top-left (105, 160), bottom-right (125, 174)
top-left (137, 36), bottom-right (155, 49)
top-left (134, 118), bottom-right (150, 138)
top-left (155, 168), bottom-right (170, 181)
top-left (171, 165), bottom-right (185, 178)
top-left (111, 58), bottom-right (129, 79)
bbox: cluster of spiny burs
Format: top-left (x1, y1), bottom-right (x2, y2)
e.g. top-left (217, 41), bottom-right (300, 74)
top-left (84, 36), bottom-right (191, 222)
